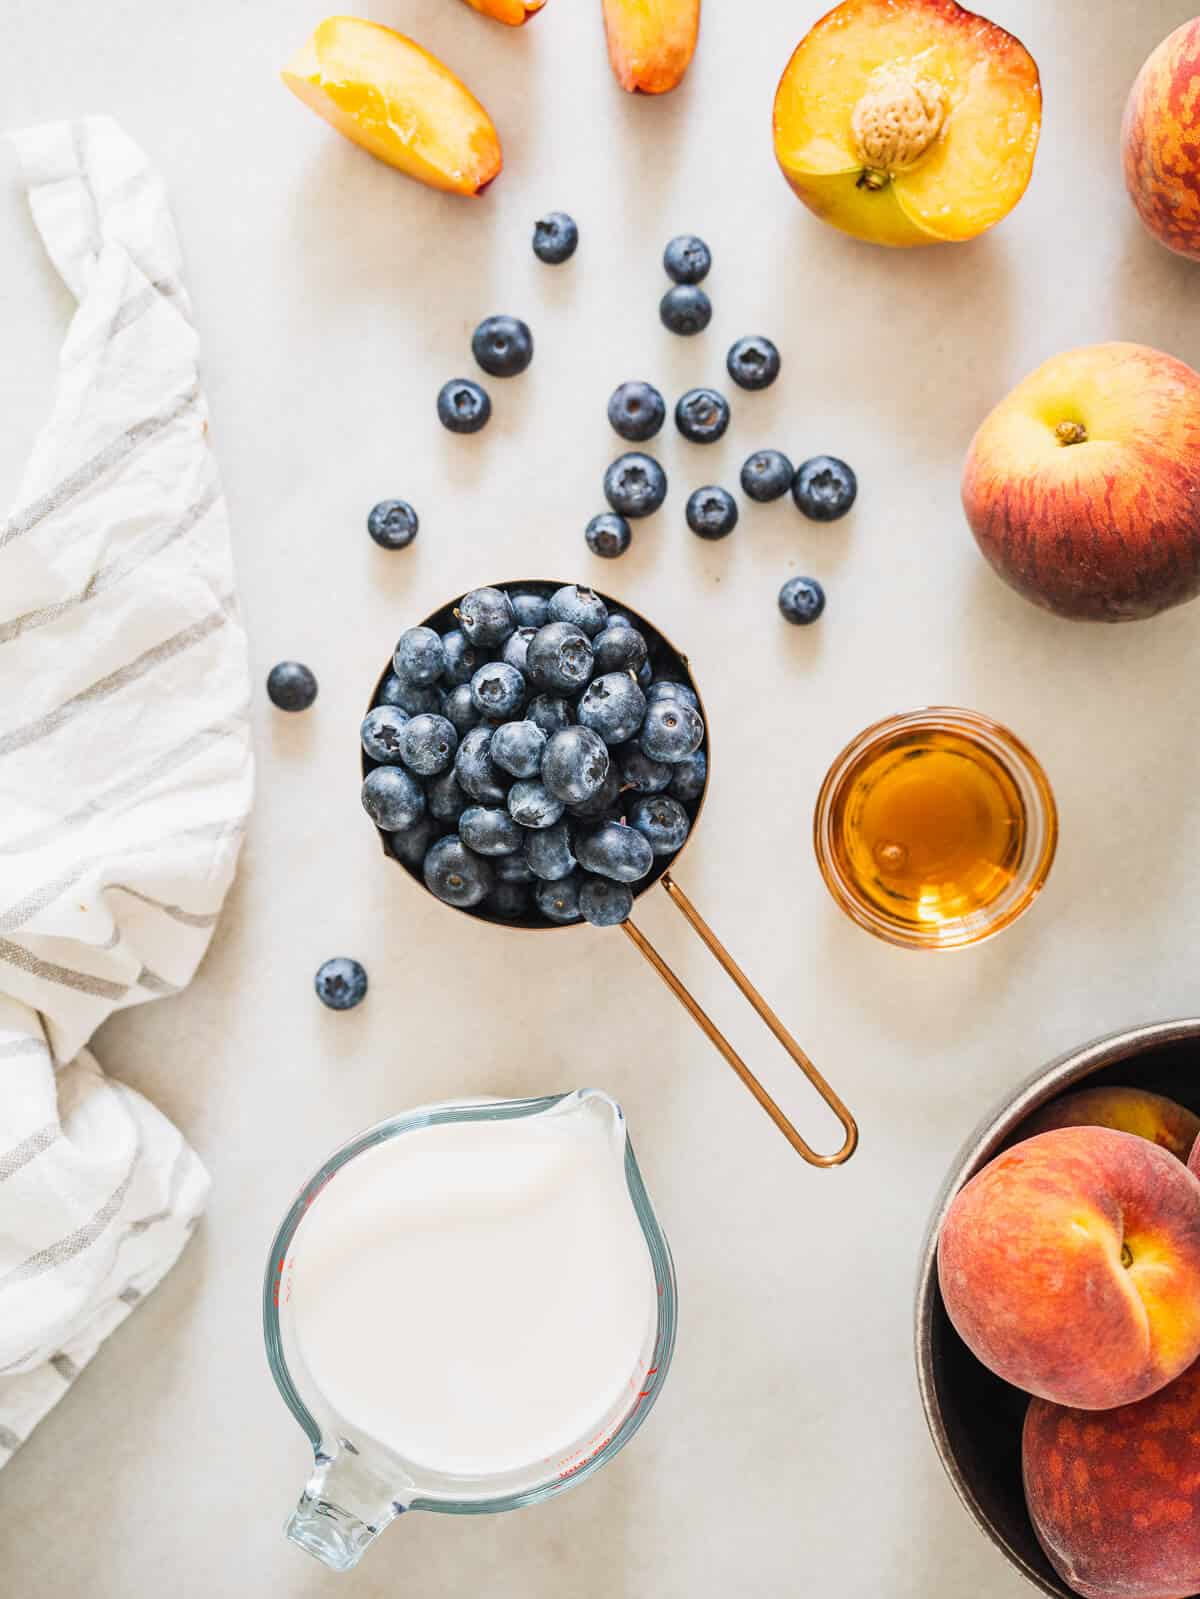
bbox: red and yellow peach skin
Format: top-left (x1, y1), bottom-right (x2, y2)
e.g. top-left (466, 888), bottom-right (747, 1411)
top-left (1123, 19), bottom-right (1200, 262)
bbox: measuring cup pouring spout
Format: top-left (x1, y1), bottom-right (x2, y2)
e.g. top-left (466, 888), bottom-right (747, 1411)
top-left (286, 1449), bottom-right (409, 1573)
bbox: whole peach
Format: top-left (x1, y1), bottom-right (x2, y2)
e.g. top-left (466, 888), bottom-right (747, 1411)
top-left (1019, 1087), bottom-right (1200, 1165)
top-left (1123, 19), bottom-right (1200, 261)
top-left (938, 1127), bottom-right (1200, 1409)
top-left (1024, 1360), bottom-right (1200, 1599)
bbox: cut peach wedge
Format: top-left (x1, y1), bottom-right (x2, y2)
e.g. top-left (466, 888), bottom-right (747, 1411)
top-left (461, 0), bottom-right (546, 24)
top-left (773, 0), bottom-right (1040, 247)
top-left (602, 0), bottom-right (701, 95)
top-left (282, 18), bottom-right (502, 196)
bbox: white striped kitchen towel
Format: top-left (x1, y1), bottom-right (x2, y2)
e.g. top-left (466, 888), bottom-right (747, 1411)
top-left (0, 117), bottom-right (253, 1463)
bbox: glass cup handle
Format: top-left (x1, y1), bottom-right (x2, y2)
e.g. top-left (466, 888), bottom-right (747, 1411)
top-left (621, 872), bottom-right (859, 1168)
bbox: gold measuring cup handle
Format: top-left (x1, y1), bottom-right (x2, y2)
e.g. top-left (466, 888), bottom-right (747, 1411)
top-left (621, 873), bottom-right (859, 1168)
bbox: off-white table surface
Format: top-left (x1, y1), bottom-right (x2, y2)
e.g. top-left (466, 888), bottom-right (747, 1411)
top-left (4, 2), bottom-right (1200, 1594)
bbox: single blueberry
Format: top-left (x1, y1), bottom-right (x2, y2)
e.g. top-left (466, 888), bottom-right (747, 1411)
top-left (663, 234), bottom-right (711, 284)
top-left (686, 486), bottom-right (739, 541)
top-left (490, 719), bottom-right (547, 780)
top-left (457, 587), bottom-right (516, 647)
top-left (645, 679), bottom-right (700, 710)
top-left (668, 748), bottom-right (707, 803)
top-left (580, 876), bottom-right (634, 927)
top-left (675, 388), bottom-right (730, 445)
top-left (629, 794), bottom-right (691, 856)
top-left (455, 726), bottom-right (509, 804)
top-left (362, 765), bottom-right (426, 832)
top-left (423, 835), bottom-right (494, 909)
top-left (508, 780), bottom-right (566, 830)
top-left (427, 768), bottom-right (470, 824)
top-left (360, 705), bottom-right (409, 763)
top-left (488, 880), bottom-right (531, 921)
top-left (437, 378), bottom-right (491, 434)
top-left (586, 513), bottom-right (632, 560)
top-left (526, 622), bottom-right (594, 694)
top-left (535, 870), bottom-right (583, 922)
top-left (618, 744), bottom-right (672, 794)
top-left (388, 815), bottom-right (441, 870)
top-left (401, 713), bottom-right (458, 778)
top-left (393, 626), bottom-right (446, 686)
top-left (526, 693), bottom-right (573, 737)
top-left (726, 336), bottom-right (781, 392)
top-left (267, 661), bottom-right (317, 713)
top-left (379, 672), bottom-right (442, 716)
top-left (567, 761), bottom-right (622, 821)
top-left (367, 499), bottom-right (419, 550)
top-left (606, 612), bottom-right (635, 630)
top-left (470, 661), bottom-right (527, 719)
top-left (472, 315), bottom-right (534, 379)
top-left (778, 576), bottom-right (826, 625)
top-left (792, 456), bottom-right (857, 522)
top-left (460, 805), bottom-right (523, 857)
top-left (442, 683), bottom-right (482, 737)
top-left (637, 659), bottom-right (653, 689)
top-left (532, 211), bottom-right (578, 265)
top-left (542, 726), bottom-right (611, 806)
top-left (576, 821), bottom-right (654, 883)
top-left (640, 700), bottom-right (704, 763)
top-left (495, 851), bottom-right (536, 884)
top-left (527, 823), bottom-right (577, 884)
top-left (593, 623), bottom-right (648, 675)
top-left (508, 590), bottom-right (550, 629)
top-left (741, 450), bottom-right (794, 504)
top-left (548, 584), bottom-right (608, 638)
top-left (607, 382), bottom-right (666, 443)
top-left (502, 626), bottom-right (538, 676)
top-left (604, 453), bottom-right (668, 519)
top-left (660, 285), bottom-right (712, 337)
top-left (440, 628), bottom-right (480, 687)
top-left (577, 672), bottom-right (647, 746)
top-left (315, 957), bottom-right (367, 1011)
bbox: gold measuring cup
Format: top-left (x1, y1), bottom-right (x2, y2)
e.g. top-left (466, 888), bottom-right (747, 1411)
top-left (363, 579), bottom-right (857, 1169)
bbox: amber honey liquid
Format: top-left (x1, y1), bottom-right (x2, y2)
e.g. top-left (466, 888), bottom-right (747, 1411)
top-left (827, 727), bottom-right (1027, 929)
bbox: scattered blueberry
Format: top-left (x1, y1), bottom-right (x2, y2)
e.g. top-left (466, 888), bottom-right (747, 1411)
top-left (472, 315), bottom-right (534, 379)
top-left (441, 628), bottom-right (481, 687)
top-left (526, 821), bottom-right (577, 883)
top-left (548, 584), bottom-right (608, 638)
top-left (778, 576), bottom-right (826, 626)
top-left (427, 768), bottom-right (469, 823)
top-left (532, 212), bottom-right (579, 265)
top-left (315, 957), bottom-right (367, 1011)
top-left (455, 726), bottom-right (509, 804)
top-left (726, 336), bottom-right (781, 392)
top-left (792, 456), bottom-right (857, 522)
top-left (663, 234), bottom-right (711, 284)
top-left (388, 815), bottom-right (441, 870)
top-left (460, 805), bottom-right (523, 857)
top-left (577, 672), bottom-right (647, 746)
top-left (402, 713), bottom-right (458, 778)
top-left (360, 704), bottom-right (410, 763)
top-left (586, 513), bottom-right (632, 560)
top-left (629, 795), bottom-right (691, 856)
top-left (660, 284), bottom-right (712, 337)
top-left (675, 388), bottom-right (730, 445)
top-left (593, 623), bottom-right (647, 675)
top-left (619, 744), bottom-right (672, 794)
top-left (645, 679), bottom-right (699, 710)
top-left (668, 748), bottom-right (707, 803)
top-left (424, 835), bottom-right (494, 909)
top-left (502, 626), bottom-right (538, 676)
top-left (437, 378), bottom-right (491, 434)
top-left (495, 852), bottom-right (536, 884)
top-left (443, 683), bottom-right (482, 737)
top-left (367, 499), bottom-right (419, 550)
top-left (510, 591), bottom-right (550, 629)
top-left (686, 486), bottom-right (739, 541)
top-left (576, 821), bottom-right (654, 883)
top-left (640, 700), bottom-right (704, 763)
top-left (470, 661), bottom-right (527, 719)
top-left (604, 453), bottom-right (668, 519)
top-left (362, 765), bottom-right (426, 832)
top-left (580, 876), bottom-right (634, 927)
top-left (379, 673), bottom-right (442, 716)
top-left (526, 693), bottom-right (573, 737)
top-left (267, 661), bottom-right (318, 713)
top-left (393, 626), bottom-right (445, 686)
top-left (536, 870), bottom-right (583, 921)
top-left (457, 587), bottom-right (516, 647)
top-left (527, 622), bottom-right (594, 694)
top-left (741, 450), bottom-right (794, 504)
top-left (509, 780), bottom-right (566, 830)
top-left (490, 719), bottom-right (547, 779)
top-left (489, 880), bottom-right (531, 921)
top-left (542, 726), bottom-right (611, 806)
top-left (607, 382), bottom-right (666, 443)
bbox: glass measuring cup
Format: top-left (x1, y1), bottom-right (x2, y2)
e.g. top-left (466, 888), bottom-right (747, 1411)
top-left (365, 579), bottom-right (858, 1169)
top-left (264, 1090), bottom-right (675, 1573)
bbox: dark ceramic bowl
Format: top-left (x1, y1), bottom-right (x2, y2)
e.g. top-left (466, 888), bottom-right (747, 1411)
top-left (915, 1019), bottom-right (1200, 1597)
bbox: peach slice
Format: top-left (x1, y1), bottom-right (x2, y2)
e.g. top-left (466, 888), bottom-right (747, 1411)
top-left (602, 0), bottom-right (701, 95)
top-left (282, 18), bottom-right (502, 196)
top-left (461, 0), bottom-right (546, 24)
top-left (773, 0), bottom-right (1041, 247)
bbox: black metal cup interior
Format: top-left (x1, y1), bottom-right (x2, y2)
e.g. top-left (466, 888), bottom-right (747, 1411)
top-left (362, 579), bottom-right (710, 930)
top-left (915, 1021), bottom-right (1200, 1599)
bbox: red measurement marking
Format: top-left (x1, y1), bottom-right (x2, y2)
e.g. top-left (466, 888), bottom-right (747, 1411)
top-left (645, 1366), bottom-right (658, 1375)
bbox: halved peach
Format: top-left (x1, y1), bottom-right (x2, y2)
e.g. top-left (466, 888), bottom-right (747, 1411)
top-left (461, 0), bottom-right (546, 24)
top-left (773, 0), bottom-right (1040, 247)
top-left (602, 0), bottom-right (701, 95)
top-left (282, 18), bottom-right (502, 196)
